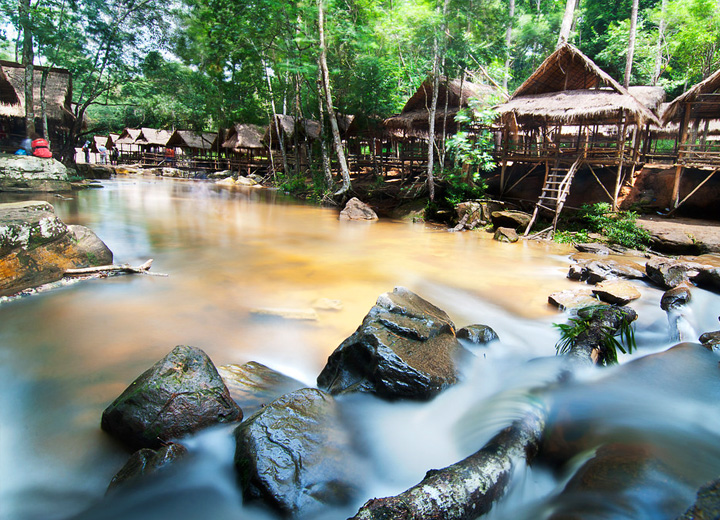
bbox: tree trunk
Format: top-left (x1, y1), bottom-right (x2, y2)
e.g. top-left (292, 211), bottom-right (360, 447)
top-left (20, 0), bottom-right (35, 137)
top-left (318, 0), bottom-right (351, 195)
top-left (556, 0), bottom-right (577, 48)
top-left (262, 57), bottom-right (289, 178)
top-left (316, 68), bottom-right (333, 190)
top-left (40, 68), bottom-right (49, 139)
top-left (624, 0), bottom-right (639, 89)
top-left (652, 0), bottom-right (667, 85)
top-left (503, 0), bottom-right (516, 91)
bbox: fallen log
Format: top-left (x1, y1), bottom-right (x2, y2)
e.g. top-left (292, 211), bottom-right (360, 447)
top-left (349, 306), bottom-right (638, 520)
top-left (63, 259), bottom-right (167, 277)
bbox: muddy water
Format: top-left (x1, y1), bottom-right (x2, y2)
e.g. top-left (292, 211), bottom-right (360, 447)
top-left (1, 177), bottom-right (719, 520)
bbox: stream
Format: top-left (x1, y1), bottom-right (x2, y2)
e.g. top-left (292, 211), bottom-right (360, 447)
top-left (1, 177), bottom-right (719, 520)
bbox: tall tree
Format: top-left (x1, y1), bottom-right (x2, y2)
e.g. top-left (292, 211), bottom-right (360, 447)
top-left (652, 0), bottom-right (667, 84)
top-left (317, 0), bottom-right (351, 195)
top-left (624, 0), bottom-right (640, 88)
top-left (18, 0), bottom-right (34, 136)
top-left (557, 0), bottom-right (577, 47)
top-left (504, 0), bottom-right (516, 90)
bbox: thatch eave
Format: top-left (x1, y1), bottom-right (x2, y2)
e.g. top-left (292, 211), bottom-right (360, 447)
top-left (663, 68), bottom-right (720, 124)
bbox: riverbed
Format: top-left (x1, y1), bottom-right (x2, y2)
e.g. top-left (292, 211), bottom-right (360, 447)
top-left (1, 177), bottom-right (719, 520)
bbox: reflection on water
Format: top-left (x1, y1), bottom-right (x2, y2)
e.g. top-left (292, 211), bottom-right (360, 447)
top-left (1, 177), bottom-right (719, 520)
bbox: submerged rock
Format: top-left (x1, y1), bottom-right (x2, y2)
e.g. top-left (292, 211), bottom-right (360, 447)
top-left (0, 201), bottom-right (113, 296)
top-left (568, 259), bottom-right (646, 284)
top-left (317, 286), bottom-right (467, 400)
top-left (591, 280), bottom-right (642, 305)
top-left (234, 388), bottom-right (360, 517)
top-left (494, 226), bottom-right (519, 243)
top-left (217, 361), bottom-right (305, 416)
top-left (249, 307), bottom-right (318, 321)
top-left (339, 197), bottom-right (378, 221)
top-left (101, 345), bottom-right (242, 450)
top-left (107, 442), bottom-right (188, 492)
top-left (457, 324), bottom-right (499, 345)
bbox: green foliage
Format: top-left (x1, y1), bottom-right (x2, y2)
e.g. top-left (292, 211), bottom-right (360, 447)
top-left (439, 167), bottom-right (488, 207)
top-left (554, 305), bottom-right (637, 366)
top-left (555, 203), bottom-right (651, 249)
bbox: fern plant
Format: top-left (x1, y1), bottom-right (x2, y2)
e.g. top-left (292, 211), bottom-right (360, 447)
top-left (554, 305), bottom-right (637, 366)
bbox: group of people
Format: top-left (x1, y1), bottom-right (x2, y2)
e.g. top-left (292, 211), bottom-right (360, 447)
top-left (82, 140), bottom-right (118, 165)
top-left (16, 134), bottom-right (52, 158)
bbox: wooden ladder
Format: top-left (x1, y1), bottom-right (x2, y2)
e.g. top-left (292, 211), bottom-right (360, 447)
top-left (524, 156), bottom-right (583, 237)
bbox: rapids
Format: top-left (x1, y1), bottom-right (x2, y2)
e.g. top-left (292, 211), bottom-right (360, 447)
top-left (0, 177), bottom-right (719, 520)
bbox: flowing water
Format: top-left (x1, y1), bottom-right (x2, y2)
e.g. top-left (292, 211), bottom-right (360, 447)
top-left (0, 177), bottom-right (719, 520)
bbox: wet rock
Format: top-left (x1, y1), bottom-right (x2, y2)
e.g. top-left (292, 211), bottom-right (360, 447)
top-left (567, 305), bottom-right (638, 366)
top-left (549, 288), bottom-right (602, 310)
top-left (0, 154), bottom-right (69, 182)
top-left (661, 284), bottom-right (693, 311)
top-left (457, 324), bottom-right (499, 345)
top-left (694, 268), bottom-right (720, 292)
top-left (317, 286), bottom-right (467, 400)
top-left (453, 202), bottom-right (484, 230)
top-left (494, 226), bottom-right (519, 243)
top-left (76, 163), bottom-right (113, 179)
top-left (491, 210), bottom-right (532, 230)
top-left (215, 176), bottom-right (237, 186)
top-left (678, 478), bottom-right (720, 520)
top-left (548, 443), bottom-right (688, 520)
top-left (699, 331), bottom-right (720, 348)
top-left (208, 170), bottom-right (232, 179)
top-left (107, 443), bottom-right (187, 492)
top-left (568, 259), bottom-right (646, 284)
top-left (249, 307), bottom-right (318, 321)
top-left (234, 388), bottom-right (360, 517)
top-left (101, 345), bottom-right (242, 450)
top-left (0, 201), bottom-right (113, 296)
top-left (236, 176), bottom-right (258, 186)
top-left (591, 280), bottom-right (642, 305)
top-left (645, 258), bottom-right (693, 289)
top-left (217, 361), bottom-right (305, 416)
top-left (339, 197), bottom-right (378, 221)
top-left (648, 229), bottom-right (700, 255)
top-left (574, 243), bottom-right (612, 255)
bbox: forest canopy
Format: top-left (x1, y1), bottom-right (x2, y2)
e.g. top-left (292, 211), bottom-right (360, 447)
top-left (1, 0), bottom-right (719, 137)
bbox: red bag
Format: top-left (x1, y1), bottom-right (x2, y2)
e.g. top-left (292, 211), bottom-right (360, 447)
top-left (32, 138), bottom-right (52, 158)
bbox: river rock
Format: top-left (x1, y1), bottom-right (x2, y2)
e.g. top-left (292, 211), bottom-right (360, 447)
top-left (215, 176), bottom-right (237, 186)
top-left (645, 258), bottom-right (696, 289)
top-left (457, 324), bottom-right (499, 345)
top-left (699, 331), bottom-right (720, 348)
top-left (234, 388), bottom-right (360, 517)
top-left (236, 176), bottom-right (258, 186)
top-left (678, 478), bottom-right (720, 520)
top-left (574, 242), bottom-right (612, 255)
top-left (339, 197), bottom-right (378, 221)
top-left (453, 201), bottom-right (487, 230)
top-left (75, 163), bottom-right (113, 179)
top-left (548, 288), bottom-right (602, 310)
top-left (694, 268), bottom-right (720, 292)
top-left (107, 442), bottom-right (188, 492)
top-left (591, 280), bottom-right (642, 305)
top-left (490, 210), bottom-right (532, 230)
top-left (0, 201), bottom-right (113, 296)
top-left (494, 226), bottom-right (519, 243)
top-left (101, 345), bottom-right (242, 450)
top-left (217, 361), bottom-right (305, 416)
top-left (0, 154), bottom-right (73, 192)
top-left (316, 286), bottom-right (467, 400)
top-left (568, 259), bottom-right (646, 284)
top-left (661, 284), bottom-right (693, 311)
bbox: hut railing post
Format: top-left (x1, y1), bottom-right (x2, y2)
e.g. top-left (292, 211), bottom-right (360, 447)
top-left (672, 104), bottom-right (693, 208)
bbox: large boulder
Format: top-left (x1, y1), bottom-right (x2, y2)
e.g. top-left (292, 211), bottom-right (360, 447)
top-left (339, 197), bottom-right (378, 221)
top-left (317, 287), bottom-right (467, 400)
top-left (101, 345), bottom-right (242, 450)
top-left (234, 388), bottom-right (360, 517)
top-left (75, 163), bottom-right (114, 179)
top-left (217, 361), bottom-right (305, 416)
top-left (645, 258), bottom-right (694, 289)
top-left (0, 154), bottom-right (72, 192)
top-left (591, 280), bottom-right (642, 305)
top-left (490, 210), bottom-right (532, 230)
top-left (0, 201), bottom-right (113, 296)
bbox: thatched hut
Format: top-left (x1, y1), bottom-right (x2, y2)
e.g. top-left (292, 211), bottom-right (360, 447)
top-left (494, 43), bottom-right (661, 229)
top-left (662, 68), bottom-right (720, 209)
top-left (114, 128), bottom-right (141, 162)
top-left (384, 77), bottom-right (498, 139)
top-left (135, 127), bottom-right (171, 164)
top-left (221, 123), bottom-right (268, 174)
top-left (263, 114), bottom-right (321, 148)
top-left (0, 60), bottom-right (75, 156)
top-left (165, 129), bottom-right (221, 169)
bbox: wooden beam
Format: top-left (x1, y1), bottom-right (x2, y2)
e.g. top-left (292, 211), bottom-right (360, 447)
top-left (672, 168), bottom-right (718, 213)
top-left (672, 104), bottom-right (693, 208)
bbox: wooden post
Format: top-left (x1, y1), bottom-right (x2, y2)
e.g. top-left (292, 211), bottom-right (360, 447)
top-left (672, 104), bottom-right (693, 208)
top-left (613, 112), bottom-right (629, 211)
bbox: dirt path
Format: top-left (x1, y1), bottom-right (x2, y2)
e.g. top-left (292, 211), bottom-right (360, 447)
top-left (637, 215), bottom-right (720, 254)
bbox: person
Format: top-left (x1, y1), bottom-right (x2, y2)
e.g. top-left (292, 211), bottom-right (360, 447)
top-left (82, 140), bottom-right (91, 163)
top-left (110, 146), bottom-right (119, 165)
top-left (20, 135), bottom-right (32, 154)
top-left (31, 134), bottom-right (52, 158)
top-left (98, 143), bottom-right (107, 164)
top-left (164, 147), bottom-right (175, 166)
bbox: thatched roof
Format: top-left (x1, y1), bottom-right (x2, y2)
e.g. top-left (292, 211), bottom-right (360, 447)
top-left (107, 133), bottom-right (119, 147)
top-left (115, 128), bottom-right (141, 145)
top-left (91, 135), bottom-right (107, 152)
top-left (0, 60), bottom-right (74, 124)
top-left (166, 129), bottom-right (218, 150)
top-left (222, 123), bottom-right (265, 150)
top-left (628, 86), bottom-right (665, 115)
top-left (663, 68), bottom-right (720, 124)
top-left (384, 76), bottom-right (498, 136)
top-left (263, 114), bottom-right (321, 146)
top-left (136, 127), bottom-right (171, 147)
top-left (496, 44), bottom-right (660, 126)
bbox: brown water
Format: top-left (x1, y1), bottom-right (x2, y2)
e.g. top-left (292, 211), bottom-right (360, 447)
top-left (1, 177), bottom-right (719, 520)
